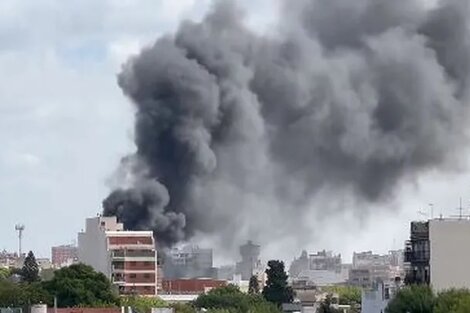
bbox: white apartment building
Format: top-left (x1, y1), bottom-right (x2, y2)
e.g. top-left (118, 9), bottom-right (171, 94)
top-left (78, 216), bottom-right (157, 296)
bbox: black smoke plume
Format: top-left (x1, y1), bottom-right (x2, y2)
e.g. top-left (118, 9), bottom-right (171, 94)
top-left (103, 0), bottom-right (470, 248)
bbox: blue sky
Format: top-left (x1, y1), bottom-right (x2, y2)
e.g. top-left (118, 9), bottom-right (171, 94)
top-left (1, 0), bottom-right (469, 264)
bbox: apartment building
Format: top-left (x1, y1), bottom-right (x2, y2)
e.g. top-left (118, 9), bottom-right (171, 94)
top-left (78, 216), bottom-right (157, 296)
top-left (405, 218), bottom-right (470, 291)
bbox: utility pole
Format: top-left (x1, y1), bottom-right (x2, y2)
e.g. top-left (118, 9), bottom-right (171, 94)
top-left (15, 224), bottom-right (25, 257)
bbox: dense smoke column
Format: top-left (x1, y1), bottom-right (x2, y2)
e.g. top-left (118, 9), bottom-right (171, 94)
top-left (103, 0), bottom-right (470, 247)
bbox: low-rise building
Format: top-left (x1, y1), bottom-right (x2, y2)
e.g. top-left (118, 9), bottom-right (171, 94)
top-left (161, 278), bottom-right (226, 294)
top-left (78, 216), bottom-right (157, 296)
top-left (51, 244), bottom-right (78, 267)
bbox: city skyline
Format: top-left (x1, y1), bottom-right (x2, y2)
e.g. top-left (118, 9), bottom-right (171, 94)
top-left (2, 0), bottom-right (470, 264)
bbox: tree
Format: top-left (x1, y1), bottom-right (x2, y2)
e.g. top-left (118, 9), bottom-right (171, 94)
top-left (316, 294), bottom-right (341, 313)
top-left (435, 289), bottom-right (470, 313)
top-left (385, 285), bottom-right (434, 313)
top-left (42, 263), bottom-right (119, 307)
top-left (194, 285), bottom-right (280, 313)
top-left (120, 296), bottom-right (167, 313)
top-left (323, 286), bottom-right (361, 306)
top-left (0, 268), bottom-right (10, 280)
top-left (249, 275), bottom-right (260, 294)
top-left (262, 260), bottom-right (294, 307)
top-left (20, 251), bottom-right (40, 283)
top-left (0, 280), bottom-right (51, 307)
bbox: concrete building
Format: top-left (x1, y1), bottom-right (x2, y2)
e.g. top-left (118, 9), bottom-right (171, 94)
top-left (236, 241), bottom-right (262, 280)
top-left (290, 250), bottom-right (346, 287)
top-left (78, 216), bottom-right (157, 296)
top-left (361, 281), bottom-right (399, 313)
top-left (51, 244), bottom-right (78, 267)
top-left (164, 245), bottom-right (215, 279)
top-left (349, 250), bottom-right (404, 288)
top-left (405, 218), bottom-right (470, 291)
top-left (309, 250), bottom-right (341, 271)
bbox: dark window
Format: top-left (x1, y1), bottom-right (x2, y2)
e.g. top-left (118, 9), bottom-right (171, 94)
top-left (144, 273), bottom-right (150, 278)
top-left (130, 274), bottom-right (136, 278)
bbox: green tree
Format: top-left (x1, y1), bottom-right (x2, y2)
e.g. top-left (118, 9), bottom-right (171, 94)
top-left (194, 285), bottom-right (280, 313)
top-left (262, 260), bottom-right (294, 307)
top-left (317, 294), bottom-right (341, 313)
top-left (0, 268), bottom-right (10, 280)
top-left (435, 289), bottom-right (470, 313)
top-left (20, 251), bottom-right (40, 283)
top-left (0, 280), bottom-right (51, 307)
top-left (120, 296), bottom-right (167, 313)
top-left (249, 275), bottom-right (260, 294)
top-left (42, 263), bottom-right (119, 307)
top-left (323, 286), bottom-right (361, 306)
top-left (171, 303), bottom-right (197, 313)
top-left (385, 285), bottom-right (434, 313)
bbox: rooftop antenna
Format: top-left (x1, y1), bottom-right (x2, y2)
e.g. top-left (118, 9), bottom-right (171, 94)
top-left (15, 224), bottom-right (25, 257)
top-left (450, 197), bottom-right (470, 220)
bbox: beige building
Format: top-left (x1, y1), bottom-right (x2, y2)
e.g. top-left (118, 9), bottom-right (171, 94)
top-left (78, 216), bottom-right (157, 296)
top-left (429, 219), bottom-right (470, 291)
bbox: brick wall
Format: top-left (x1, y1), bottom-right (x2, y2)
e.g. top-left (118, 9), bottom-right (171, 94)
top-left (162, 279), bottom-right (226, 294)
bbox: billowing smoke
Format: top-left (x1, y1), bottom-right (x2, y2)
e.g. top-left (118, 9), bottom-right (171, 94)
top-left (103, 0), bottom-right (470, 248)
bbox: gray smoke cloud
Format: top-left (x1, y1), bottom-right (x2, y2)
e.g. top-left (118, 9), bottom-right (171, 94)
top-left (103, 0), bottom-right (470, 248)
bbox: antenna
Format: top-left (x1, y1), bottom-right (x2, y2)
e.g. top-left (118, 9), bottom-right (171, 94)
top-left (450, 197), bottom-right (470, 220)
top-left (15, 224), bottom-right (25, 257)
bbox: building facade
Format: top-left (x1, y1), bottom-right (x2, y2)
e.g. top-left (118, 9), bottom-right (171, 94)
top-left (236, 241), bottom-right (261, 280)
top-left (161, 278), bottom-right (226, 294)
top-left (78, 216), bottom-right (157, 296)
top-left (164, 245), bottom-right (214, 279)
top-left (51, 245), bottom-right (78, 267)
top-left (405, 218), bottom-right (470, 291)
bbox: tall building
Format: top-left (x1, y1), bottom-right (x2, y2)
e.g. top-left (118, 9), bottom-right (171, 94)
top-left (309, 250), bottom-right (341, 271)
top-left (163, 245), bottom-right (215, 279)
top-left (51, 244), bottom-right (78, 267)
top-left (405, 218), bottom-right (470, 291)
top-left (236, 241), bottom-right (261, 280)
top-left (404, 221), bottom-right (430, 285)
top-left (78, 216), bottom-right (157, 296)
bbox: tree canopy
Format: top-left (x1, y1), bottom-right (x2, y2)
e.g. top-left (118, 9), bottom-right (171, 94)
top-left (42, 263), bottom-right (119, 307)
top-left (249, 276), bottom-right (260, 294)
top-left (434, 289), bottom-right (470, 313)
top-left (20, 251), bottom-right (40, 283)
top-left (385, 285), bottom-right (435, 313)
top-left (262, 260), bottom-right (294, 307)
top-left (316, 294), bottom-right (342, 313)
top-left (194, 285), bottom-right (280, 313)
top-left (0, 268), bottom-right (10, 281)
top-left (120, 296), bottom-right (167, 313)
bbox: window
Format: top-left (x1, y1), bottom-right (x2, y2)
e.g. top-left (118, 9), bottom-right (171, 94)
top-left (144, 273), bottom-right (150, 279)
top-left (130, 274), bottom-right (136, 278)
